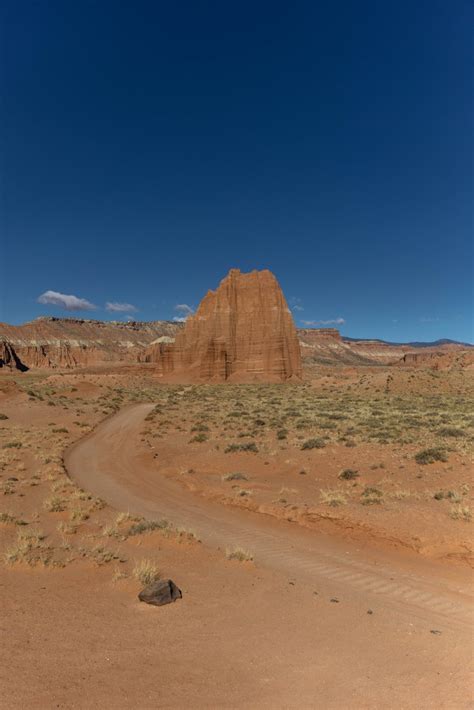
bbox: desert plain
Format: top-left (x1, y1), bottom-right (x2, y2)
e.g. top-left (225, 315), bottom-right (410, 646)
top-left (0, 362), bottom-right (473, 708)
top-left (0, 270), bottom-right (473, 709)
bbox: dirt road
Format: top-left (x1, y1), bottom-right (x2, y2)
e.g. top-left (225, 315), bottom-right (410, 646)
top-left (65, 404), bottom-right (473, 629)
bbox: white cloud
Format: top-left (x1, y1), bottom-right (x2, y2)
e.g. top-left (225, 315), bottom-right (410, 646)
top-left (289, 297), bottom-right (304, 312)
top-left (301, 317), bottom-right (345, 327)
top-left (419, 317), bottom-right (439, 323)
top-left (37, 290), bottom-right (96, 311)
top-left (173, 303), bottom-right (194, 322)
top-left (175, 303), bottom-right (194, 315)
top-left (105, 301), bottom-right (138, 313)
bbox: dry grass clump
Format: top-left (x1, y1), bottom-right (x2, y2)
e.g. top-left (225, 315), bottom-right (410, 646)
top-left (433, 488), bottom-right (467, 503)
top-left (133, 559), bottom-right (161, 585)
top-left (320, 489), bottom-right (347, 507)
top-left (112, 567), bottom-right (129, 583)
top-left (83, 545), bottom-right (125, 566)
top-left (43, 494), bottom-right (67, 512)
top-left (0, 512), bottom-right (27, 526)
top-left (1, 479), bottom-right (17, 496)
top-left (102, 522), bottom-right (120, 538)
top-left (226, 546), bottom-right (253, 562)
top-left (4, 528), bottom-right (52, 566)
top-left (57, 521), bottom-right (77, 535)
top-left (389, 488), bottom-right (412, 500)
top-left (70, 506), bottom-right (90, 522)
top-left (176, 527), bottom-right (199, 542)
top-left (361, 486), bottom-right (384, 505)
top-left (100, 512), bottom-right (143, 538)
top-left (449, 505), bottom-right (471, 522)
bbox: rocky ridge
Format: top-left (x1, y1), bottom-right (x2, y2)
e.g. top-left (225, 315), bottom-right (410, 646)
top-left (0, 318), bottom-right (181, 370)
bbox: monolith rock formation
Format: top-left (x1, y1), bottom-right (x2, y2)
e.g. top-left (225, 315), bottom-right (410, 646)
top-left (164, 269), bottom-right (302, 382)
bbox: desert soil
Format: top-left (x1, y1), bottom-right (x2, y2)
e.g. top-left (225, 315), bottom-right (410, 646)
top-left (0, 366), bottom-right (473, 709)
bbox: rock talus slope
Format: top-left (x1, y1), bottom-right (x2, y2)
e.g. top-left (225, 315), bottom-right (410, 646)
top-left (168, 269), bottom-right (302, 382)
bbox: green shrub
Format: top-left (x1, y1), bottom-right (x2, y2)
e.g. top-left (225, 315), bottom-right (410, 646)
top-left (301, 438), bottom-right (326, 450)
top-left (437, 427), bottom-right (465, 438)
top-left (223, 472), bottom-right (248, 481)
top-left (414, 447), bottom-right (448, 465)
top-left (224, 443), bottom-right (258, 453)
top-left (191, 423), bottom-right (210, 432)
top-left (189, 433), bottom-right (208, 443)
top-left (127, 519), bottom-right (170, 536)
top-left (339, 468), bottom-right (359, 480)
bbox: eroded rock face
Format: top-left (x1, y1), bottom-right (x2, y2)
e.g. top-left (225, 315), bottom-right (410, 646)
top-left (167, 269), bottom-right (302, 382)
top-left (0, 318), bottom-right (182, 370)
top-left (0, 340), bottom-right (28, 371)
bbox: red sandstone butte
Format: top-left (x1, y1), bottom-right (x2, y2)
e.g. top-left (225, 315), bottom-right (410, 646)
top-left (165, 269), bottom-right (302, 382)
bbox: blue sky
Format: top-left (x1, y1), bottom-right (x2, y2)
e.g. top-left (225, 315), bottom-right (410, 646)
top-left (2, 1), bottom-right (472, 342)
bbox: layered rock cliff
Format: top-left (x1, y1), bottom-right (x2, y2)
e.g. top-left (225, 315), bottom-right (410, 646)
top-left (397, 350), bottom-right (474, 370)
top-left (0, 318), bottom-right (181, 370)
top-left (167, 269), bottom-right (302, 382)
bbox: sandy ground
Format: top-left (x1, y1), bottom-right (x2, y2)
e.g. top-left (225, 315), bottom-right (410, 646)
top-left (0, 367), bottom-right (473, 708)
top-left (2, 554), bottom-right (472, 709)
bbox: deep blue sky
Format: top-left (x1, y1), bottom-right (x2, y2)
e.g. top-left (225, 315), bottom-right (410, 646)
top-left (2, 1), bottom-right (473, 342)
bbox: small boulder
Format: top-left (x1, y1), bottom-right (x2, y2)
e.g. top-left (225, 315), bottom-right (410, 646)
top-left (138, 579), bottom-right (182, 607)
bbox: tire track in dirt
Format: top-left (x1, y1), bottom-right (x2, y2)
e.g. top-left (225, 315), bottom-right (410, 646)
top-left (65, 404), bottom-right (473, 628)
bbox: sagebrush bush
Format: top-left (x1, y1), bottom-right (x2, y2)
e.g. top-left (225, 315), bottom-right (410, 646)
top-left (414, 447), bottom-right (448, 465)
top-left (301, 438), bottom-right (326, 450)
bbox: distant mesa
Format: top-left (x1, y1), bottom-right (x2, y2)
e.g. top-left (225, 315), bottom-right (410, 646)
top-left (143, 268), bottom-right (303, 382)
